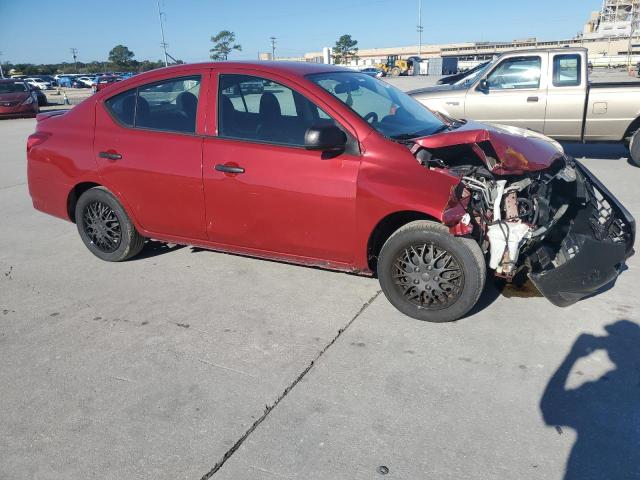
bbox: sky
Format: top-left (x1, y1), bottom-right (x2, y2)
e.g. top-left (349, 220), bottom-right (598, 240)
top-left (0, 0), bottom-right (604, 64)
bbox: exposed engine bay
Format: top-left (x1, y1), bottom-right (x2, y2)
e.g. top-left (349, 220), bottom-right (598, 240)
top-left (407, 128), bottom-right (636, 307)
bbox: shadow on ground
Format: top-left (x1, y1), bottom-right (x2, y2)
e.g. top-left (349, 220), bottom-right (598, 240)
top-left (540, 320), bottom-right (640, 480)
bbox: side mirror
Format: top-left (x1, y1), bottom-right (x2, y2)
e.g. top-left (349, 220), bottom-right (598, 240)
top-left (478, 79), bottom-right (489, 92)
top-left (304, 124), bottom-right (347, 152)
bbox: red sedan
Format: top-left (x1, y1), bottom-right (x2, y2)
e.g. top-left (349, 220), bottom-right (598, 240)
top-left (0, 79), bottom-right (39, 118)
top-left (27, 62), bottom-right (634, 321)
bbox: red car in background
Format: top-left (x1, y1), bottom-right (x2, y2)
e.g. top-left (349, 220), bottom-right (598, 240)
top-left (0, 79), bottom-right (39, 118)
top-left (26, 62), bottom-right (635, 322)
top-left (91, 75), bottom-right (121, 93)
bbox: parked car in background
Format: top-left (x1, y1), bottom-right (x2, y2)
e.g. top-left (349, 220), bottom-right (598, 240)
top-left (75, 76), bottom-right (94, 88)
top-left (360, 67), bottom-right (384, 78)
top-left (24, 77), bottom-right (52, 90)
top-left (411, 47), bottom-right (640, 166)
top-left (26, 62), bottom-right (634, 322)
top-left (92, 75), bottom-right (121, 93)
top-left (36, 75), bottom-right (58, 87)
top-left (56, 75), bottom-right (75, 88)
top-left (0, 79), bottom-right (39, 117)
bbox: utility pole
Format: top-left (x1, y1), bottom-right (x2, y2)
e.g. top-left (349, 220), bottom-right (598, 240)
top-left (627, 2), bottom-right (639, 68)
top-left (270, 36), bottom-right (276, 60)
top-left (157, 0), bottom-right (169, 67)
top-left (417, 0), bottom-right (424, 56)
top-left (70, 48), bottom-right (78, 73)
top-left (0, 51), bottom-right (4, 79)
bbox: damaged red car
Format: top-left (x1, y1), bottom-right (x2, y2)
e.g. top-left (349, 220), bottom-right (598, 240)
top-left (27, 62), bottom-right (635, 322)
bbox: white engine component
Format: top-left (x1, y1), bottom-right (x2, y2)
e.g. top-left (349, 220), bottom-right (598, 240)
top-left (487, 222), bottom-right (531, 272)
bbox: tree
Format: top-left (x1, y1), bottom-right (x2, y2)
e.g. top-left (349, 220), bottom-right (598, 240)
top-left (209, 30), bottom-right (242, 61)
top-left (108, 45), bottom-right (135, 67)
top-left (332, 34), bottom-right (359, 65)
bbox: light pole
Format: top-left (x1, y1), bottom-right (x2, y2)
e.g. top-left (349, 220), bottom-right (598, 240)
top-left (70, 48), bottom-right (78, 73)
top-left (270, 36), bottom-right (276, 60)
top-left (0, 51), bottom-right (4, 79)
top-left (417, 0), bottom-right (424, 56)
top-left (157, 0), bottom-right (169, 67)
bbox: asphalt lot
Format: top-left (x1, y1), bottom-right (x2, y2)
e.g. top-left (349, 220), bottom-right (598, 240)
top-left (1, 80), bottom-right (639, 479)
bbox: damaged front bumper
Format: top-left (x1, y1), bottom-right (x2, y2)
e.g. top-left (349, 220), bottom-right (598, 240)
top-left (527, 161), bottom-right (635, 307)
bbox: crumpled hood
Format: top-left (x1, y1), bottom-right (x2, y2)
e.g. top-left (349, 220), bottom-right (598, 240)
top-left (412, 120), bottom-right (565, 175)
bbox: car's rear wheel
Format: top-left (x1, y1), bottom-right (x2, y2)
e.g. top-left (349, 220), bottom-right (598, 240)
top-left (378, 220), bottom-right (486, 322)
top-left (629, 129), bottom-right (640, 167)
top-left (75, 187), bottom-right (145, 262)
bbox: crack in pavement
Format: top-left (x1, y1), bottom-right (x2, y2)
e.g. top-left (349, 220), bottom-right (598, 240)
top-left (199, 290), bottom-right (382, 480)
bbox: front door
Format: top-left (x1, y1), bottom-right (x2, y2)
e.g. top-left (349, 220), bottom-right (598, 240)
top-left (94, 73), bottom-right (208, 240)
top-left (202, 72), bottom-right (360, 264)
top-left (465, 54), bottom-right (548, 133)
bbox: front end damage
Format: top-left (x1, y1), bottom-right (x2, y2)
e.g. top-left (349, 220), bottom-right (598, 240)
top-left (410, 122), bottom-right (635, 307)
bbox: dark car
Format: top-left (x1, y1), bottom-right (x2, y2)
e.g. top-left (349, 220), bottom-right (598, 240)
top-left (26, 62), bottom-right (635, 322)
top-left (0, 79), bottom-right (39, 118)
top-left (29, 86), bottom-right (48, 106)
top-left (36, 75), bottom-right (58, 87)
top-left (360, 67), bottom-right (383, 78)
top-left (91, 75), bottom-right (121, 93)
top-left (437, 61), bottom-right (489, 85)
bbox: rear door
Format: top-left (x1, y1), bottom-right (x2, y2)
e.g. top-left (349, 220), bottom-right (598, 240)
top-left (465, 53), bottom-right (548, 132)
top-left (94, 70), bottom-right (209, 240)
top-left (543, 52), bottom-right (586, 139)
top-left (201, 69), bottom-right (361, 264)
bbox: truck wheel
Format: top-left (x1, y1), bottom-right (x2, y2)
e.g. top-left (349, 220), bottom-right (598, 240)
top-left (629, 129), bottom-right (640, 167)
top-left (75, 187), bottom-right (146, 262)
top-left (378, 221), bottom-right (486, 322)
top-left (390, 67), bottom-right (401, 77)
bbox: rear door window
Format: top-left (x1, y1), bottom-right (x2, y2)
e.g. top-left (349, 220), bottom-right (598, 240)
top-left (105, 75), bottom-right (201, 133)
top-left (553, 54), bottom-right (581, 87)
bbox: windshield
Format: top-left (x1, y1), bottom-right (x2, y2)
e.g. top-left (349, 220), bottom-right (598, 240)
top-left (0, 82), bottom-right (28, 93)
top-left (308, 71), bottom-right (445, 139)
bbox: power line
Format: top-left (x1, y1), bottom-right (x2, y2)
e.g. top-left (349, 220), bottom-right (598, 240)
top-left (417, 0), bottom-right (424, 56)
top-left (270, 36), bottom-right (277, 60)
top-left (157, 0), bottom-right (169, 67)
top-left (70, 48), bottom-right (78, 73)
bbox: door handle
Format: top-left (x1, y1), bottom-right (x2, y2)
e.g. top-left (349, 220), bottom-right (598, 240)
top-left (527, 96), bottom-right (539, 103)
top-left (98, 151), bottom-right (122, 160)
top-left (215, 164), bottom-right (245, 174)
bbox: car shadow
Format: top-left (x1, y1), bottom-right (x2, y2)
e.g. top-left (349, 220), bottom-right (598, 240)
top-left (540, 320), bottom-right (640, 480)
top-left (129, 240), bottom-right (185, 261)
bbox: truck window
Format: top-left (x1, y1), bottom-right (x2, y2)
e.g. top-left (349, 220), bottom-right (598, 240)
top-left (486, 57), bottom-right (541, 90)
top-left (553, 54), bottom-right (581, 87)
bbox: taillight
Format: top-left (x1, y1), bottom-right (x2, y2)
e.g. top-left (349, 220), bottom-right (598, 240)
top-left (27, 132), bottom-right (49, 153)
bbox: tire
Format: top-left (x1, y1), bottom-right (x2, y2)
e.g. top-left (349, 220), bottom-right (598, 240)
top-left (74, 186), bottom-right (145, 262)
top-left (378, 220), bottom-right (486, 322)
top-left (629, 129), bottom-right (640, 167)
top-left (390, 67), bottom-right (401, 77)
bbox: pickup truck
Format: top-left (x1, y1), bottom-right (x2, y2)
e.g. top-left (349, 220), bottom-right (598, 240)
top-left (410, 48), bottom-right (640, 166)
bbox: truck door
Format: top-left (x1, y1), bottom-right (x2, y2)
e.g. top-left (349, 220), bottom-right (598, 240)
top-left (543, 52), bottom-right (585, 140)
top-left (465, 53), bottom-right (548, 133)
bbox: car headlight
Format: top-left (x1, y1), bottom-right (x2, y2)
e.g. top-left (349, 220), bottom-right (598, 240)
top-left (22, 96), bottom-right (34, 105)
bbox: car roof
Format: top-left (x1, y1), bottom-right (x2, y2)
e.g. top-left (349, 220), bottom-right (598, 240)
top-left (0, 79), bottom-right (26, 83)
top-left (136, 61), bottom-right (353, 78)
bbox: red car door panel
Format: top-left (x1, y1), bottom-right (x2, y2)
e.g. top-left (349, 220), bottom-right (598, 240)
top-left (202, 138), bottom-right (359, 262)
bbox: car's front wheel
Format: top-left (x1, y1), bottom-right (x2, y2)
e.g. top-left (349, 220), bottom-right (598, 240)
top-left (75, 187), bottom-right (146, 262)
top-left (378, 220), bottom-right (486, 322)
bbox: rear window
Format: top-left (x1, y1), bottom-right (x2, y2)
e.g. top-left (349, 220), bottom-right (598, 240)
top-left (553, 54), bottom-right (581, 87)
top-left (105, 75), bottom-right (201, 133)
top-left (0, 82), bottom-right (28, 93)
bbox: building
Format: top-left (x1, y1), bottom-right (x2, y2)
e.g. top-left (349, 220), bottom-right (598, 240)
top-left (584, 0), bottom-right (640, 39)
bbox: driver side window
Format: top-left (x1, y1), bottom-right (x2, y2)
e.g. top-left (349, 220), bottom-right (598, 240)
top-left (217, 74), bottom-right (334, 146)
top-left (486, 57), bottom-right (541, 90)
